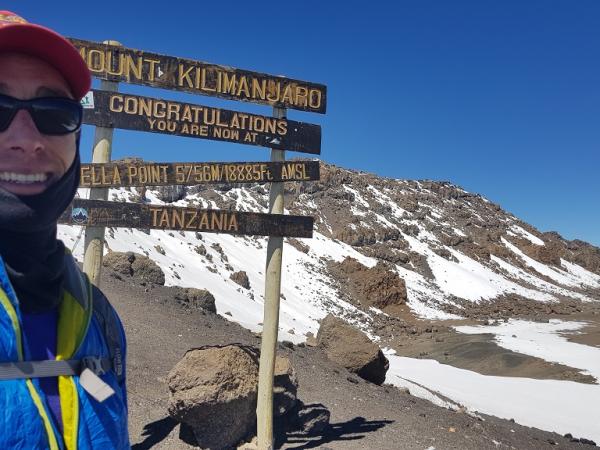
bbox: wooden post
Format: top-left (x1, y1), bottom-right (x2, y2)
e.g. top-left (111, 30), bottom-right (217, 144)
top-left (256, 106), bottom-right (286, 449)
top-left (82, 40), bottom-right (121, 286)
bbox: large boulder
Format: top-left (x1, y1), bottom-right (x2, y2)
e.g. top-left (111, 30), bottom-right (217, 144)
top-left (230, 271), bottom-right (250, 289)
top-left (317, 314), bottom-right (389, 385)
top-left (103, 251), bottom-right (165, 285)
top-left (328, 258), bottom-right (407, 310)
top-left (103, 251), bottom-right (135, 276)
top-left (167, 345), bottom-right (259, 449)
top-left (172, 287), bottom-right (217, 313)
top-left (131, 254), bottom-right (165, 285)
top-left (167, 346), bottom-right (298, 449)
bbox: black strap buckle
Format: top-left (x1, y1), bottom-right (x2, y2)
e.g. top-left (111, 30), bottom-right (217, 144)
top-left (81, 357), bottom-right (107, 376)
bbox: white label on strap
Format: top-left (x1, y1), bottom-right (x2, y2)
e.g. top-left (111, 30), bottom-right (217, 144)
top-left (79, 368), bottom-right (115, 402)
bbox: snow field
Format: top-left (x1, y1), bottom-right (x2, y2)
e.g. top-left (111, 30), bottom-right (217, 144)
top-left (385, 354), bottom-right (600, 444)
top-left (386, 319), bottom-right (600, 441)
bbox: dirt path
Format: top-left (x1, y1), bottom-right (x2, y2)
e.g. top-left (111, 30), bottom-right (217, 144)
top-left (99, 271), bottom-right (595, 449)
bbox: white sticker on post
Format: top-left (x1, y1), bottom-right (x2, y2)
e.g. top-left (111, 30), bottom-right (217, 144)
top-left (79, 368), bottom-right (115, 402)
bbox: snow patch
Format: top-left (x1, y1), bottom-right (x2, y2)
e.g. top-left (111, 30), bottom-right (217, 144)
top-left (561, 259), bottom-right (600, 288)
top-left (386, 355), bottom-right (600, 444)
top-left (503, 238), bottom-right (595, 289)
top-left (509, 225), bottom-right (545, 246)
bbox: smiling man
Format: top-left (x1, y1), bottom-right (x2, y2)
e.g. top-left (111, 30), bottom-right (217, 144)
top-left (0, 11), bottom-right (129, 449)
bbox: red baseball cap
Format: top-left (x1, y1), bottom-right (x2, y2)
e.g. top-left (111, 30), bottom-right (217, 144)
top-left (0, 11), bottom-right (91, 100)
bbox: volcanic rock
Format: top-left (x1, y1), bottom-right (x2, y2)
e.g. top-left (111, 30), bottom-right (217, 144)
top-left (167, 345), bottom-right (259, 449)
top-left (167, 345), bottom-right (299, 448)
top-left (131, 255), bottom-right (166, 285)
top-left (103, 251), bottom-right (135, 276)
top-left (172, 287), bottom-right (217, 313)
top-left (328, 257), bottom-right (407, 310)
top-left (317, 314), bottom-right (389, 384)
top-left (103, 251), bottom-right (165, 285)
top-left (230, 271), bottom-right (250, 289)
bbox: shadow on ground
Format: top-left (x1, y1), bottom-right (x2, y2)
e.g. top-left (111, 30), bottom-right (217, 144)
top-left (275, 410), bottom-right (393, 449)
top-left (132, 417), bottom-right (178, 450)
top-left (132, 410), bottom-right (393, 449)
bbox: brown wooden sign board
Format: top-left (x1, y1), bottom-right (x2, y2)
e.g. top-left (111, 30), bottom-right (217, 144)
top-left (60, 199), bottom-right (313, 238)
top-left (83, 90), bottom-right (321, 154)
top-left (80, 160), bottom-right (320, 187)
top-left (69, 38), bottom-right (327, 114)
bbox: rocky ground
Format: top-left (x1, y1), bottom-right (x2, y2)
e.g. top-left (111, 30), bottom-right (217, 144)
top-left (99, 267), bottom-right (597, 449)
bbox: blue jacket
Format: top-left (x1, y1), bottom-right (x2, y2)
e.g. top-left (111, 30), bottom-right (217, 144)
top-left (0, 252), bottom-right (129, 450)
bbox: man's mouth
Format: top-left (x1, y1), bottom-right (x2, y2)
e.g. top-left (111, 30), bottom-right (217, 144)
top-left (0, 172), bottom-right (50, 184)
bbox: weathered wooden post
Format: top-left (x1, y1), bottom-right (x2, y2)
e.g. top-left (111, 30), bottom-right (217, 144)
top-left (256, 106), bottom-right (287, 449)
top-left (82, 40), bottom-right (120, 286)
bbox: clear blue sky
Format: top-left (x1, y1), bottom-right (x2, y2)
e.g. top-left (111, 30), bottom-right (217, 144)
top-left (7, 1), bottom-right (600, 246)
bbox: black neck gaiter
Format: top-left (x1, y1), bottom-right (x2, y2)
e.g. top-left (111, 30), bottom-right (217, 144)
top-left (0, 153), bottom-right (80, 313)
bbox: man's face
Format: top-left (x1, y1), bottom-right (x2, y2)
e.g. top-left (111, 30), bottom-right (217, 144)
top-left (0, 52), bottom-right (77, 196)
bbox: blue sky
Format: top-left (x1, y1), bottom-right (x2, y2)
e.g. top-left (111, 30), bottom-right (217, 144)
top-left (8, 1), bottom-right (600, 245)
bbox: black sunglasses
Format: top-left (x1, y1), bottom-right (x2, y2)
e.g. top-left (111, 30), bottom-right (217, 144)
top-left (0, 93), bottom-right (83, 136)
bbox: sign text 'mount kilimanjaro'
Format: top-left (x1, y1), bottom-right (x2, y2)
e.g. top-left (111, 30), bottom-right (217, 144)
top-left (83, 90), bottom-right (321, 154)
top-left (80, 161), bottom-right (320, 187)
top-left (60, 199), bottom-right (313, 238)
top-left (69, 38), bottom-right (327, 114)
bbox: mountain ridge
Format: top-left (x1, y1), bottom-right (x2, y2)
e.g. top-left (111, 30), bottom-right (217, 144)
top-left (61, 160), bottom-right (600, 332)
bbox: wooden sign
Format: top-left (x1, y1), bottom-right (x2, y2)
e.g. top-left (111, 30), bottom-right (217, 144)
top-left (60, 199), bottom-right (313, 238)
top-left (80, 160), bottom-right (320, 187)
top-left (83, 90), bottom-right (321, 154)
top-left (69, 38), bottom-right (327, 114)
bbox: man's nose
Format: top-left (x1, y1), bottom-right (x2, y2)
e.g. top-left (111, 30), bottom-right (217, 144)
top-left (3, 109), bottom-right (45, 154)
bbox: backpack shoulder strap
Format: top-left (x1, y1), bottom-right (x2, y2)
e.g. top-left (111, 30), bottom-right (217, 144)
top-left (90, 283), bottom-right (125, 384)
top-left (63, 252), bottom-right (125, 384)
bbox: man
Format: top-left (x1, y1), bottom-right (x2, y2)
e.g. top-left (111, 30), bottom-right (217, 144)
top-left (0, 11), bottom-right (129, 449)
